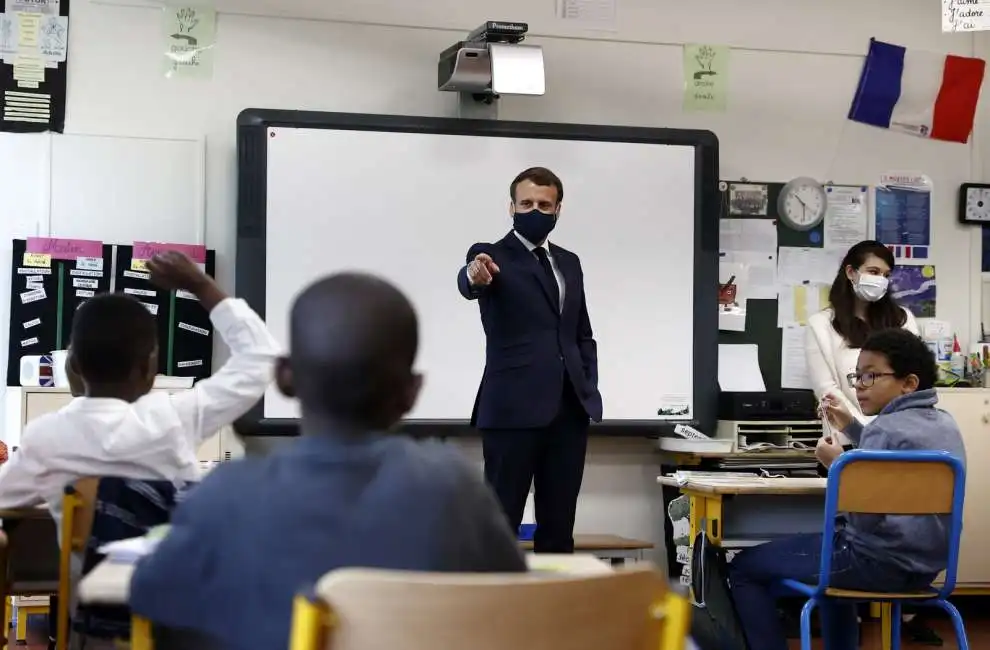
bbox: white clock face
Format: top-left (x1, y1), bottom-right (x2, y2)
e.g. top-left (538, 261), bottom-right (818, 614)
top-left (966, 187), bottom-right (990, 222)
top-left (781, 181), bottom-right (826, 230)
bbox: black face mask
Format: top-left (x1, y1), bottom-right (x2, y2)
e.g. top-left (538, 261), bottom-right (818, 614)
top-left (513, 209), bottom-right (558, 244)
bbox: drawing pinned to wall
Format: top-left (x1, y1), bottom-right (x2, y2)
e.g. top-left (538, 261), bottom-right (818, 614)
top-left (718, 262), bottom-right (745, 332)
top-left (890, 264), bottom-right (936, 318)
top-left (163, 6), bottom-right (216, 79)
top-left (0, 0), bottom-right (69, 132)
top-left (682, 43), bottom-right (728, 112)
top-left (875, 172), bottom-right (932, 263)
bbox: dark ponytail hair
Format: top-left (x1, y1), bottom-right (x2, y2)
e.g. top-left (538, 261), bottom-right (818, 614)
top-left (829, 240), bottom-right (906, 348)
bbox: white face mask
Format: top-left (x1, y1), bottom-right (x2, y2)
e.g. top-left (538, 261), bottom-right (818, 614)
top-left (853, 272), bottom-right (889, 302)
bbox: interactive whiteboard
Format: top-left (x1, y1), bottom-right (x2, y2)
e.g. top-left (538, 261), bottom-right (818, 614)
top-left (236, 111), bottom-right (719, 435)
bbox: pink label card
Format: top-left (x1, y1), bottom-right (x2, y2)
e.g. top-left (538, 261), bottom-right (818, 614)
top-left (26, 237), bottom-right (103, 260)
top-left (133, 241), bottom-right (206, 263)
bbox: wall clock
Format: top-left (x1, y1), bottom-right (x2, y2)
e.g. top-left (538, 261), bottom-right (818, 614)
top-left (777, 177), bottom-right (827, 231)
top-left (959, 182), bottom-right (990, 224)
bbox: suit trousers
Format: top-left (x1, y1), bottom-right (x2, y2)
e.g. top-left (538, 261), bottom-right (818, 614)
top-left (481, 379), bottom-right (590, 553)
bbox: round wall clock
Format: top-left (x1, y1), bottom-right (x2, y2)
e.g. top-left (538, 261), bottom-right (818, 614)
top-left (959, 182), bottom-right (990, 224)
top-left (777, 177), bottom-right (827, 231)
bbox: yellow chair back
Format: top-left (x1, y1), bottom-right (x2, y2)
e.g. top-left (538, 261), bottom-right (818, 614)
top-left (289, 565), bottom-right (691, 650)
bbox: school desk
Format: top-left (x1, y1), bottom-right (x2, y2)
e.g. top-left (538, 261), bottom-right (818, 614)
top-left (659, 474), bottom-right (941, 650)
top-left (656, 475), bottom-right (826, 544)
top-left (77, 552), bottom-right (617, 649)
top-left (520, 534), bottom-right (653, 564)
top-left (79, 552), bottom-right (617, 607)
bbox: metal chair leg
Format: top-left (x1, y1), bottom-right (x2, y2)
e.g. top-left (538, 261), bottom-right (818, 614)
top-left (932, 599), bottom-right (969, 650)
top-left (889, 601), bottom-right (902, 650)
top-left (799, 598), bottom-right (817, 650)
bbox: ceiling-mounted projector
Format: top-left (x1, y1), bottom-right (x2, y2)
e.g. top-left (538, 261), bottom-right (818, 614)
top-left (438, 21), bottom-right (545, 99)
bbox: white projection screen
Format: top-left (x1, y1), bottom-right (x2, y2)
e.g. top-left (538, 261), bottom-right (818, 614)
top-left (235, 111), bottom-right (719, 437)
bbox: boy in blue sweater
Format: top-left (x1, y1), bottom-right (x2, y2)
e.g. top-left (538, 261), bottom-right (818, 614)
top-left (128, 272), bottom-right (526, 650)
top-left (728, 328), bottom-right (966, 650)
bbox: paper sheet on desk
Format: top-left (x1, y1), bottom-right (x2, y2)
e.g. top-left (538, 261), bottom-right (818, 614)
top-left (97, 525), bottom-right (170, 562)
top-left (718, 344), bottom-right (766, 392)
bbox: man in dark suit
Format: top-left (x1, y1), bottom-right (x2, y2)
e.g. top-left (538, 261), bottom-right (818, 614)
top-left (456, 166), bottom-right (603, 553)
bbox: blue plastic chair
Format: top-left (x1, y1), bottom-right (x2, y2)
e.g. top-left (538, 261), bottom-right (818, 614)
top-left (778, 449), bottom-right (968, 650)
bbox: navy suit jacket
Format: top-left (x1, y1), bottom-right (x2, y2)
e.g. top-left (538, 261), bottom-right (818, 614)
top-left (457, 231), bottom-right (603, 429)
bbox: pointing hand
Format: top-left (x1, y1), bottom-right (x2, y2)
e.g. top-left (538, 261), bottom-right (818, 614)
top-left (467, 253), bottom-right (500, 287)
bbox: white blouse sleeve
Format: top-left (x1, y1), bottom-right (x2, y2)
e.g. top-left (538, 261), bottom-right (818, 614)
top-left (805, 317), bottom-right (842, 401)
top-left (805, 314), bottom-right (870, 433)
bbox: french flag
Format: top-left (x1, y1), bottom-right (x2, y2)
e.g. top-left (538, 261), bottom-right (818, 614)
top-left (848, 38), bottom-right (986, 144)
top-left (888, 245), bottom-right (929, 260)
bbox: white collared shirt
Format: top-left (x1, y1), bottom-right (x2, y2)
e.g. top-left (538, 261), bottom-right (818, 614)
top-left (0, 297), bottom-right (281, 530)
top-left (514, 230), bottom-right (565, 309)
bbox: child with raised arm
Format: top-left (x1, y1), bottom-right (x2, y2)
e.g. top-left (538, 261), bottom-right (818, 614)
top-left (0, 251), bottom-right (280, 530)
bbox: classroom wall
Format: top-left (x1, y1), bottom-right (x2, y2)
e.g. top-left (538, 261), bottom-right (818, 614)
top-left (48, 0), bottom-right (990, 558)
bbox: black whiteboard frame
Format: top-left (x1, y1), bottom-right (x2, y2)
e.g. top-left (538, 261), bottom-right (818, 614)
top-left (235, 109), bottom-right (720, 438)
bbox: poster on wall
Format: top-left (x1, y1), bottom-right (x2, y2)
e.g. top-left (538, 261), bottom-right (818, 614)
top-left (875, 172), bottom-right (932, 263)
top-left (889, 264), bottom-right (936, 318)
top-left (823, 185), bottom-right (869, 252)
top-left (0, 0), bottom-right (69, 133)
top-left (162, 5), bottom-right (216, 79)
top-left (682, 43), bottom-right (729, 112)
top-left (942, 0), bottom-right (990, 32)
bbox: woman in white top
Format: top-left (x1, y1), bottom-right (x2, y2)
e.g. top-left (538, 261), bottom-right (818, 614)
top-left (806, 240), bottom-right (919, 431)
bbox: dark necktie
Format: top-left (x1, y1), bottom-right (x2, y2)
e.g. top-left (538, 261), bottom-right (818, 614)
top-left (533, 247), bottom-right (560, 309)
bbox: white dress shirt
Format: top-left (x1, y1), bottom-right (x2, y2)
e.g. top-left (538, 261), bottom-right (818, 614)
top-left (514, 231), bottom-right (565, 309)
top-left (805, 306), bottom-right (919, 436)
top-left (0, 297), bottom-right (280, 530)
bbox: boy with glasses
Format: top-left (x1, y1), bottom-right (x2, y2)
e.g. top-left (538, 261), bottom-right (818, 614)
top-left (727, 328), bottom-right (966, 650)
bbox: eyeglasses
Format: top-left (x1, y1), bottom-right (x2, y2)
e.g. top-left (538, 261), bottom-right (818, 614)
top-left (846, 371), bottom-right (896, 388)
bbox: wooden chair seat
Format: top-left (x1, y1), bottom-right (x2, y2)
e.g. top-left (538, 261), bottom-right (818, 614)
top-left (824, 587), bottom-right (937, 600)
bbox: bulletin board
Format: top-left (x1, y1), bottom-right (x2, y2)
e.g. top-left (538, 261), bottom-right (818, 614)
top-left (717, 180), bottom-right (868, 391)
top-left (5, 238), bottom-right (114, 386)
top-left (114, 245), bottom-right (216, 378)
top-left (6, 240), bottom-right (217, 386)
